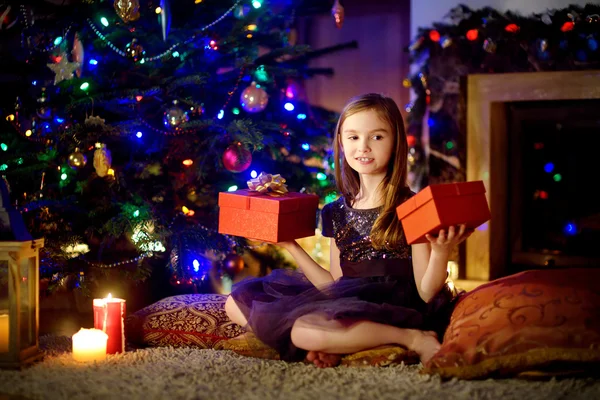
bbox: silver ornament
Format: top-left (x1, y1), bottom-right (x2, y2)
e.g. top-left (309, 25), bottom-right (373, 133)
top-left (163, 101), bottom-right (189, 128)
top-left (47, 56), bottom-right (81, 85)
top-left (240, 82), bottom-right (269, 113)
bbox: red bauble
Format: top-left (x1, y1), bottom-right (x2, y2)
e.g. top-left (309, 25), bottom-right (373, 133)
top-left (466, 29), bottom-right (479, 41)
top-left (222, 144), bottom-right (252, 173)
top-left (222, 254), bottom-right (245, 276)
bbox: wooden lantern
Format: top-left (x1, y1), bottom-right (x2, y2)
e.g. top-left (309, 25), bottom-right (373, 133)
top-left (0, 178), bottom-right (44, 369)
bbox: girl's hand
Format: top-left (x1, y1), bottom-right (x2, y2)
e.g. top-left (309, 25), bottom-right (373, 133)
top-left (424, 224), bottom-right (473, 255)
top-left (275, 240), bottom-right (297, 251)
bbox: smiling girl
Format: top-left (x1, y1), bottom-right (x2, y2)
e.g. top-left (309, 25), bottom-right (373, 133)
top-left (225, 93), bottom-right (471, 367)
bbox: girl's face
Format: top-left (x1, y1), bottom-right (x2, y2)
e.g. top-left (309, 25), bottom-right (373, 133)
top-left (340, 109), bottom-right (394, 177)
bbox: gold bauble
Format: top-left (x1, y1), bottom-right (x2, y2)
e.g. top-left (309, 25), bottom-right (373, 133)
top-left (68, 148), bottom-right (87, 169)
top-left (114, 0), bottom-right (140, 23)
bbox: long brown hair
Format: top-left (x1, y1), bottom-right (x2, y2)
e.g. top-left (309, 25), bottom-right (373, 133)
top-left (333, 93), bottom-right (410, 250)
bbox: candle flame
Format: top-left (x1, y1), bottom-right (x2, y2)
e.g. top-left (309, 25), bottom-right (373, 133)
top-left (107, 293), bottom-right (112, 300)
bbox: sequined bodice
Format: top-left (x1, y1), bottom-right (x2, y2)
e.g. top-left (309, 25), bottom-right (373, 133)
top-left (322, 197), bottom-right (411, 264)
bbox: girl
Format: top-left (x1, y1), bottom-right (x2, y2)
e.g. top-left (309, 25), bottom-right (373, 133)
top-left (225, 93), bottom-right (471, 367)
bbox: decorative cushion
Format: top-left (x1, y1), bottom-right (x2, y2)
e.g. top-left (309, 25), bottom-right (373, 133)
top-left (216, 332), bottom-right (280, 360)
top-left (340, 345), bottom-right (419, 367)
top-left (423, 268), bottom-right (600, 379)
top-left (126, 294), bottom-right (244, 348)
top-left (127, 293), bottom-right (419, 367)
top-left (219, 332), bottom-right (419, 367)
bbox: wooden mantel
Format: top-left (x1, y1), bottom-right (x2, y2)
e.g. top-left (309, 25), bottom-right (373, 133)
top-left (465, 70), bottom-right (600, 282)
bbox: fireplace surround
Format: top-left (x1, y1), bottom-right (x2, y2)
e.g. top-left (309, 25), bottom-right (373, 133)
top-left (463, 70), bottom-right (600, 283)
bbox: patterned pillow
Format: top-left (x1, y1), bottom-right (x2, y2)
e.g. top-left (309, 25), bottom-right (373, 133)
top-left (423, 268), bottom-right (600, 379)
top-left (217, 332), bottom-right (280, 360)
top-left (126, 294), bottom-right (244, 348)
top-left (341, 345), bottom-right (420, 367)
top-left (219, 332), bottom-right (419, 367)
top-left (127, 294), bottom-right (419, 367)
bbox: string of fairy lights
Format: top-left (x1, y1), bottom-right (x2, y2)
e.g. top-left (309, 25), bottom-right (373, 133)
top-left (19, 4), bottom-right (74, 53)
top-left (86, 0), bottom-right (243, 63)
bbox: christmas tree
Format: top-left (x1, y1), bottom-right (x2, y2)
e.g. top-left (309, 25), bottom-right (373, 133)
top-left (0, 0), bottom-right (345, 295)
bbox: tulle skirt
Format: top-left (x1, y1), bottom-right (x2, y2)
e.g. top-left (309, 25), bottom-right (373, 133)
top-left (230, 268), bottom-right (460, 361)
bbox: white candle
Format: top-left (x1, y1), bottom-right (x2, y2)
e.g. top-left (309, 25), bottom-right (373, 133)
top-left (72, 328), bottom-right (108, 362)
top-left (0, 314), bottom-right (8, 353)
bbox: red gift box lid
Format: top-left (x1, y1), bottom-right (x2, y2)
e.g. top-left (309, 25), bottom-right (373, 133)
top-left (396, 181), bottom-right (486, 218)
top-left (218, 189), bottom-right (319, 214)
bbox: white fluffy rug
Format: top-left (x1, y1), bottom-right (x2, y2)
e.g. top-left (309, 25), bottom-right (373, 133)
top-left (0, 336), bottom-right (598, 400)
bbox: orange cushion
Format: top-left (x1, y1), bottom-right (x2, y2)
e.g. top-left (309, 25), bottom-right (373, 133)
top-left (125, 294), bottom-right (245, 348)
top-left (423, 268), bottom-right (600, 379)
top-left (220, 332), bottom-right (419, 367)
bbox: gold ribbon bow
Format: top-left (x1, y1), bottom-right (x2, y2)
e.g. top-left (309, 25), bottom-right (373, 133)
top-left (247, 172), bottom-right (288, 196)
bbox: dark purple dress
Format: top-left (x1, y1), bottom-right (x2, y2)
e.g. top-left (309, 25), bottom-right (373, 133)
top-left (230, 196), bottom-right (458, 361)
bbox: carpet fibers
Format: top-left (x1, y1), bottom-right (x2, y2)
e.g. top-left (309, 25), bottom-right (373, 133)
top-left (0, 336), bottom-right (598, 400)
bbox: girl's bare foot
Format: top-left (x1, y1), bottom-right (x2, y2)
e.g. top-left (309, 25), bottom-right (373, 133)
top-left (410, 331), bottom-right (441, 365)
top-left (306, 350), bottom-right (342, 368)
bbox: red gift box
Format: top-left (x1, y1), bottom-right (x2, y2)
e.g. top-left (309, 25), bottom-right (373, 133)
top-left (218, 189), bottom-right (319, 243)
top-left (396, 181), bottom-right (491, 245)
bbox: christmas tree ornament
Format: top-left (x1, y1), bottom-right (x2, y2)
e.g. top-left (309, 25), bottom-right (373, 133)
top-left (287, 28), bottom-right (298, 46)
top-left (93, 143), bottom-right (112, 177)
top-left (125, 38), bottom-right (145, 62)
top-left (429, 30), bottom-right (441, 42)
top-left (189, 105), bottom-right (205, 117)
top-left (541, 13), bottom-right (553, 25)
top-left (560, 21), bottom-right (574, 32)
top-left (68, 148), bottom-right (87, 169)
top-left (331, 0), bottom-right (344, 29)
top-left (28, 117), bottom-right (38, 136)
top-left (222, 254), bottom-right (244, 276)
top-left (85, 115), bottom-right (106, 127)
top-left (586, 14), bottom-right (599, 24)
top-left (72, 32), bottom-right (85, 77)
top-left (114, 0), bottom-right (140, 23)
top-left (440, 36), bottom-right (453, 48)
top-left (409, 36), bottom-right (424, 52)
top-left (240, 82), bottom-right (269, 113)
top-left (466, 29), bottom-right (479, 41)
top-left (47, 56), bottom-right (81, 85)
top-left (163, 101), bottom-right (189, 128)
top-left (160, 0), bottom-right (171, 41)
top-left (539, 39), bottom-right (549, 52)
top-left (222, 143), bottom-right (252, 173)
top-left (36, 88), bottom-right (52, 120)
top-left (234, 5), bottom-right (250, 19)
top-left (0, 4), bottom-right (17, 31)
top-left (483, 38), bottom-right (497, 53)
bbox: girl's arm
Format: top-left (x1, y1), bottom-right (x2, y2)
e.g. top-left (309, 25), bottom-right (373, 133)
top-left (411, 225), bottom-right (472, 303)
top-left (279, 240), bottom-right (338, 287)
top-left (328, 238), bottom-right (344, 281)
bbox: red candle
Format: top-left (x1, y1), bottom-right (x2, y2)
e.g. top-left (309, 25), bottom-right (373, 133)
top-left (93, 294), bottom-right (126, 354)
